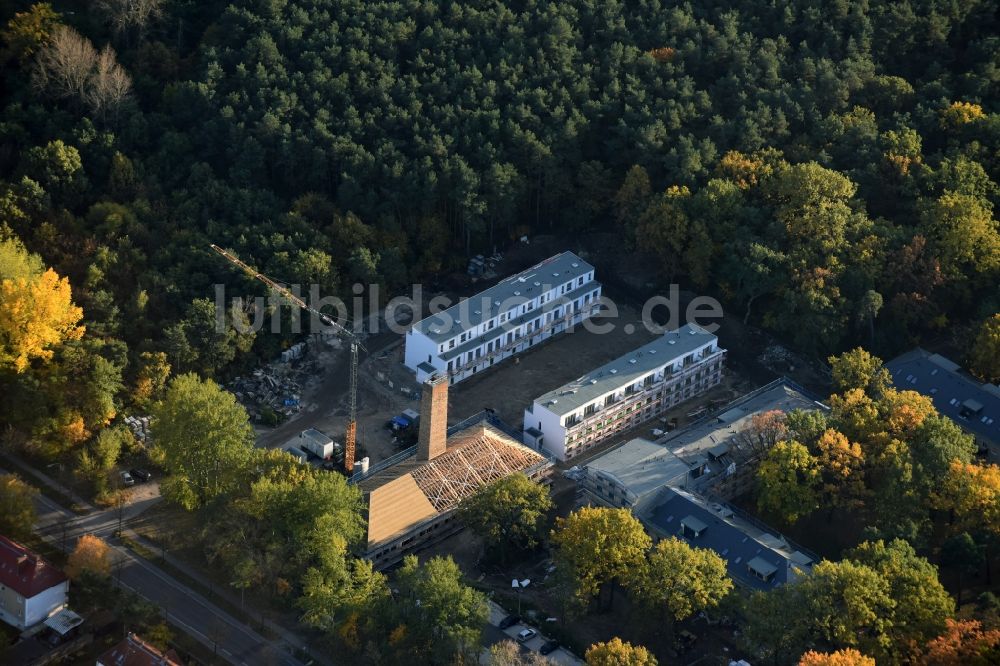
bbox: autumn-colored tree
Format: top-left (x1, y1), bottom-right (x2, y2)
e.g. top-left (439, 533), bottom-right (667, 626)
top-left (799, 560), bottom-right (895, 655)
top-left (585, 637), bottom-right (657, 666)
top-left (814, 429), bottom-right (865, 509)
top-left (798, 648), bottom-right (875, 666)
top-left (934, 462), bottom-right (1000, 537)
top-left (920, 619), bottom-right (1000, 665)
top-left (828, 348), bottom-right (890, 397)
top-left (756, 440), bottom-right (820, 524)
top-left (940, 101), bottom-right (985, 127)
top-left (551, 507), bottom-right (651, 608)
top-left (66, 534), bottom-right (113, 579)
top-left (968, 314), bottom-right (1000, 383)
top-left (0, 238), bottom-right (85, 372)
top-left (829, 389), bottom-right (883, 445)
top-left (920, 192), bottom-right (1000, 279)
top-left (1, 3), bottom-right (61, 62)
top-left (630, 537), bottom-right (732, 627)
top-left (731, 409), bottom-right (789, 459)
top-left (0, 473), bottom-right (38, 540)
top-left (132, 350), bottom-right (170, 408)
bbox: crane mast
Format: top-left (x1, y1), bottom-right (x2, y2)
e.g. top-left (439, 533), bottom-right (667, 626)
top-left (209, 244), bottom-right (364, 473)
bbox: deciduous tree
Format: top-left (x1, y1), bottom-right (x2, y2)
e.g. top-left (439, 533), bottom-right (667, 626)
top-left (630, 537), bottom-right (732, 626)
top-left (920, 619), bottom-right (1000, 665)
top-left (458, 473), bottom-right (552, 563)
top-left (551, 507), bottom-right (651, 608)
top-left (66, 534), bottom-right (113, 579)
top-left (0, 238), bottom-right (84, 372)
top-left (828, 348), bottom-right (890, 397)
top-left (968, 314), bottom-right (1000, 383)
top-left (798, 649), bottom-right (875, 666)
top-left (150, 373), bottom-right (255, 510)
top-left (0, 474), bottom-right (38, 539)
top-left (756, 440), bottom-right (820, 524)
top-left (585, 637), bottom-right (657, 666)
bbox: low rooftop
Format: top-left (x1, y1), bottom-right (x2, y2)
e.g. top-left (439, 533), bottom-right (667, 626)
top-left (98, 633), bottom-right (181, 666)
top-left (532, 324), bottom-right (721, 417)
top-left (887, 348), bottom-right (1000, 445)
top-left (645, 487), bottom-right (815, 590)
top-left (584, 437), bottom-right (693, 503)
top-left (411, 252), bottom-right (595, 342)
top-left (663, 378), bottom-right (826, 463)
top-left (361, 421), bottom-right (549, 549)
top-left (0, 536), bottom-right (66, 599)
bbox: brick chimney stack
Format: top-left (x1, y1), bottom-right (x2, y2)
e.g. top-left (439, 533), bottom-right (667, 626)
top-left (417, 374), bottom-right (449, 460)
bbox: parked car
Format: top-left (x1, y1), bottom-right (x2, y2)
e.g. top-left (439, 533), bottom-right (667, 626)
top-left (539, 640), bottom-right (559, 655)
top-left (498, 615), bottom-right (520, 630)
top-left (516, 628), bottom-right (537, 643)
top-left (120, 471), bottom-right (135, 487)
top-left (129, 469), bottom-right (152, 482)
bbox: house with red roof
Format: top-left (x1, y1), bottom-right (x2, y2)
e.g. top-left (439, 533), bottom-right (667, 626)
top-left (0, 535), bottom-right (69, 630)
top-left (97, 633), bottom-right (181, 666)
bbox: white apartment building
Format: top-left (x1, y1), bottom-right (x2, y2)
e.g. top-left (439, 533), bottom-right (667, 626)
top-left (523, 324), bottom-right (725, 461)
top-left (405, 252), bottom-right (601, 384)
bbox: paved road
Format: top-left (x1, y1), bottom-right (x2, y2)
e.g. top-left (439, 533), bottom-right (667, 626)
top-left (19, 473), bottom-right (305, 666)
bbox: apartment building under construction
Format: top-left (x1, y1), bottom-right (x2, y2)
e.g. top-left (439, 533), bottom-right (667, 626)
top-left (523, 324), bottom-right (725, 460)
top-left (404, 252), bottom-right (601, 384)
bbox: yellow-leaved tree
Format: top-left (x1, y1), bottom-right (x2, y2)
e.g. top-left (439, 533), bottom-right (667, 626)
top-left (585, 637), bottom-right (657, 666)
top-left (66, 534), bottom-right (112, 579)
top-left (0, 237), bottom-right (84, 372)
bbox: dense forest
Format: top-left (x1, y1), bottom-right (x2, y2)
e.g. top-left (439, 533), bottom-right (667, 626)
top-left (1, 0), bottom-right (999, 453)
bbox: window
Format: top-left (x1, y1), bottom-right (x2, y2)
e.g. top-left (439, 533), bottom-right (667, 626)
top-left (584, 404), bottom-right (597, 416)
top-left (449, 339), bottom-right (455, 350)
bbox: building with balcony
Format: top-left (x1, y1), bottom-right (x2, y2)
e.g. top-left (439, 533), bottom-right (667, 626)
top-left (886, 349), bottom-right (999, 459)
top-left (522, 324), bottom-right (725, 461)
top-left (404, 252), bottom-right (600, 384)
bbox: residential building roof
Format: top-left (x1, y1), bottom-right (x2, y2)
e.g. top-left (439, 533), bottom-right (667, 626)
top-left (645, 487), bottom-right (815, 590)
top-left (886, 348), bottom-right (1000, 445)
top-left (584, 437), bottom-right (694, 503)
top-left (361, 423), bottom-right (548, 548)
top-left (98, 633), bottom-right (181, 666)
top-left (663, 378), bottom-right (826, 464)
top-left (532, 324), bottom-right (720, 417)
top-left (411, 252), bottom-right (595, 342)
top-left (0, 536), bottom-right (66, 599)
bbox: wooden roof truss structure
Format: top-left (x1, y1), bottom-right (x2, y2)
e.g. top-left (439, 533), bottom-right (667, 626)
top-left (410, 427), bottom-right (544, 512)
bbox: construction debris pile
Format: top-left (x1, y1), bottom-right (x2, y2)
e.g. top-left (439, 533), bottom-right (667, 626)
top-left (124, 415), bottom-right (152, 445)
top-left (467, 252), bottom-right (503, 279)
top-left (229, 356), bottom-right (316, 422)
top-left (757, 344), bottom-right (798, 373)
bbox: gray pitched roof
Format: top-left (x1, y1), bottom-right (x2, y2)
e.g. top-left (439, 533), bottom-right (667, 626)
top-left (646, 488), bottom-right (813, 590)
top-left (533, 324), bottom-right (719, 417)
top-left (886, 349), bottom-right (1000, 445)
top-left (411, 252), bottom-right (595, 343)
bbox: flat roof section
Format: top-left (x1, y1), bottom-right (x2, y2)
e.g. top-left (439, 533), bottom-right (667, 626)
top-left (533, 324), bottom-right (721, 417)
top-left (411, 252), bottom-right (595, 343)
top-left (887, 348), bottom-right (1000, 445)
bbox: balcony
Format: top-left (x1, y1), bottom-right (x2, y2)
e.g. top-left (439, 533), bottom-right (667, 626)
top-left (565, 350), bottom-right (726, 433)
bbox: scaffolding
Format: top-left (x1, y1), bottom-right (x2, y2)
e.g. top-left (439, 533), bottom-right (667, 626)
top-left (409, 425), bottom-right (547, 512)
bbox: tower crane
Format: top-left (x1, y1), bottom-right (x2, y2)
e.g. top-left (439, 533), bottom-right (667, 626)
top-left (210, 244), bottom-right (365, 473)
